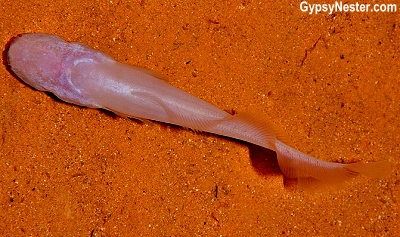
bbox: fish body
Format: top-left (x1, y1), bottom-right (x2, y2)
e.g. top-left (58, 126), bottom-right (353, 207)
top-left (7, 33), bottom-right (390, 189)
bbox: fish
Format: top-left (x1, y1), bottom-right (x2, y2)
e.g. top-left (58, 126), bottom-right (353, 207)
top-left (7, 33), bottom-right (390, 189)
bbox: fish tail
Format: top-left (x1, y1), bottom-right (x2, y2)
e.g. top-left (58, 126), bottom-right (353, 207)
top-left (275, 139), bottom-right (391, 189)
top-left (345, 160), bottom-right (391, 179)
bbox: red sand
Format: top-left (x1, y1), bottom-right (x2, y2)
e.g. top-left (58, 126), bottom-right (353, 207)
top-left (1, 0), bottom-right (399, 235)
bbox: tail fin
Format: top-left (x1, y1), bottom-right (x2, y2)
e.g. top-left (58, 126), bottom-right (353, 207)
top-left (211, 111), bottom-right (391, 190)
top-left (345, 161), bottom-right (391, 179)
top-left (275, 139), bottom-right (391, 190)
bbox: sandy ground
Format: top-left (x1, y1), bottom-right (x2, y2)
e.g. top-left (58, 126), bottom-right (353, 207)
top-left (1, 0), bottom-right (399, 236)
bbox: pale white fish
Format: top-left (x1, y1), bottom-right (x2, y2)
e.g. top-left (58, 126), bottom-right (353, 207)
top-left (7, 33), bottom-right (390, 189)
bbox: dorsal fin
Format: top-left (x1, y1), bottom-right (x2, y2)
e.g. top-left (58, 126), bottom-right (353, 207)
top-left (229, 111), bottom-right (295, 148)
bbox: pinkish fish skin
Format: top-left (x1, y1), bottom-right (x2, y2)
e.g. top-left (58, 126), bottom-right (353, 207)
top-left (7, 33), bottom-right (390, 189)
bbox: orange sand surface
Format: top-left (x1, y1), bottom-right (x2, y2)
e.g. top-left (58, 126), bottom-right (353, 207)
top-left (1, 0), bottom-right (399, 236)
